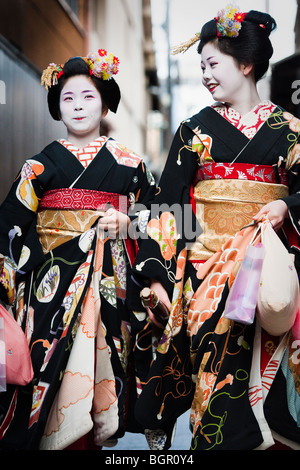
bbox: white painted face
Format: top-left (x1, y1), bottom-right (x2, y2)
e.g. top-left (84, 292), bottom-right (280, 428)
top-left (201, 42), bottom-right (249, 106)
top-left (59, 75), bottom-right (103, 143)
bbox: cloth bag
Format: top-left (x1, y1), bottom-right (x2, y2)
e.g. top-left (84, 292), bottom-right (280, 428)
top-left (224, 241), bottom-right (265, 325)
top-left (257, 220), bottom-right (300, 336)
top-left (0, 303), bottom-right (33, 390)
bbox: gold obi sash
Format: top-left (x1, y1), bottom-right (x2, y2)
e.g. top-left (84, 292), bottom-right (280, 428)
top-left (188, 179), bottom-right (289, 261)
top-left (37, 209), bottom-right (100, 253)
top-left (37, 188), bottom-right (129, 254)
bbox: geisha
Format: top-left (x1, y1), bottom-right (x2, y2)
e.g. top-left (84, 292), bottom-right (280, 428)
top-left (0, 50), bottom-right (157, 449)
top-left (131, 5), bottom-right (300, 450)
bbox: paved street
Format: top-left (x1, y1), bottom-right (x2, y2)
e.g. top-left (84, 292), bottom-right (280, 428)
top-left (103, 411), bottom-right (191, 451)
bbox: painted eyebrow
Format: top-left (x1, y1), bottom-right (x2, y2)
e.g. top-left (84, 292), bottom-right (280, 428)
top-left (62, 89), bottom-right (96, 95)
top-left (201, 56), bottom-right (217, 65)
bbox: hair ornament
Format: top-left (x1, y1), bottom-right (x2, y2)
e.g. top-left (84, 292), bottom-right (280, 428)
top-left (171, 3), bottom-right (247, 55)
top-left (41, 49), bottom-right (120, 90)
top-left (171, 32), bottom-right (201, 55)
top-left (215, 4), bottom-right (246, 38)
top-left (86, 49), bottom-right (120, 80)
top-left (41, 63), bottom-right (64, 90)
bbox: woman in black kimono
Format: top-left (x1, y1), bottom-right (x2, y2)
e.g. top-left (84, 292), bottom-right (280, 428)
top-left (0, 50), bottom-right (156, 449)
top-left (131, 5), bottom-right (300, 450)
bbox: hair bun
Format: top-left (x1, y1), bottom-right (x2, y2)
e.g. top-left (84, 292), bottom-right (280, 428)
top-left (245, 10), bottom-right (277, 36)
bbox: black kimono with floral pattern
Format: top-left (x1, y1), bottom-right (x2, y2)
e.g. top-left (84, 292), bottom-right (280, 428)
top-left (0, 138), bottom-right (156, 449)
top-left (131, 103), bottom-right (300, 450)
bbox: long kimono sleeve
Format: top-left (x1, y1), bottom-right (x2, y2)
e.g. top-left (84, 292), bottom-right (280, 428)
top-left (0, 159), bottom-right (46, 304)
top-left (131, 122), bottom-right (200, 301)
top-left (282, 142), bottom-right (300, 227)
top-left (127, 160), bottom-right (157, 238)
top-left (277, 139), bottom-right (300, 274)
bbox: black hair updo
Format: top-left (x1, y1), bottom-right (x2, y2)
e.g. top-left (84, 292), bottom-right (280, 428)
top-left (197, 10), bottom-right (277, 82)
top-left (47, 57), bottom-right (121, 121)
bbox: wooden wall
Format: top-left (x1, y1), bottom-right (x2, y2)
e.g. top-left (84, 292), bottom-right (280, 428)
top-left (0, 0), bottom-right (89, 70)
top-left (0, 0), bottom-right (90, 202)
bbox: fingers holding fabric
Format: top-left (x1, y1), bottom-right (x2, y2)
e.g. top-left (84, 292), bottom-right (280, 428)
top-left (97, 208), bottom-right (130, 238)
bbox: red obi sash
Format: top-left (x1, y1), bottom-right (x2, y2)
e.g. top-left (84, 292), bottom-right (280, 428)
top-left (194, 162), bottom-right (288, 186)
top-left (39, 188), bottom-right (129, 214)
top-left (38, 188), bottom-right (137, 264)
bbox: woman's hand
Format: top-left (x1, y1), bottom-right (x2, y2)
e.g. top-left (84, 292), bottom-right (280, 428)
top-left (98, 208), bottom-right (130, 238)
top-left (252, 200), bottom-right (288, 231)
top-left (150, 281), bottom-right (172, 311)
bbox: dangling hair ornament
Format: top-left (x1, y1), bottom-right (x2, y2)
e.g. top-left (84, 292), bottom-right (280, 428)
top-left (41, 63), bottom-right (63, 90)
top-left (215, 4), bottom-right (246, 38)
top-left (171, 32), bottom-right (201, 55)
top-left (41, 49), bottom-right (120, 90)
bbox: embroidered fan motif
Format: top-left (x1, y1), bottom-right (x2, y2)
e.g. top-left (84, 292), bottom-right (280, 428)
top-left (256, 169), bottom-right (265, 180)
top-left (224, 166), bottom-right (234, 176)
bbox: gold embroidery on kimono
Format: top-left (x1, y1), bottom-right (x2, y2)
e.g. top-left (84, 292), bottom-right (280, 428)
top-left (37, 209), bottom-right (101, 253)
top-left (188, 179), bottom-right (289, 261)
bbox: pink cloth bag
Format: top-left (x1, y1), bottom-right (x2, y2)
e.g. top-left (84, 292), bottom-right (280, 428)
top-left (0, 304), bottom-right (33, 390)
top-left (224, 242), bottom-right (265, 325)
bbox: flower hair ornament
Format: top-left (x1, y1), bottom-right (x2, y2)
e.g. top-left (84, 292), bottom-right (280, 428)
top-left (215, 4), bottom-right (246, 38)
top-left (41, 49), bottom-right (120, 90)
top-left (87, 49), bottom-right (120, 80)
top-left (171, 3), bottom-right (246, 55)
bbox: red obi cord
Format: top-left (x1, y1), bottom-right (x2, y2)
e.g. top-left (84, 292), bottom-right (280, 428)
top-left (39, 188), bottom-right (129, 213)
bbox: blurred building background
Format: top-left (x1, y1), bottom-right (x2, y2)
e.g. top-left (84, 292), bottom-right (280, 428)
top-left (0, 0), bottom-right (162, 202)
top-left (271, 0), bottom-right (300, 117)
top-left (0, 0), bottom-right (299, 206)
